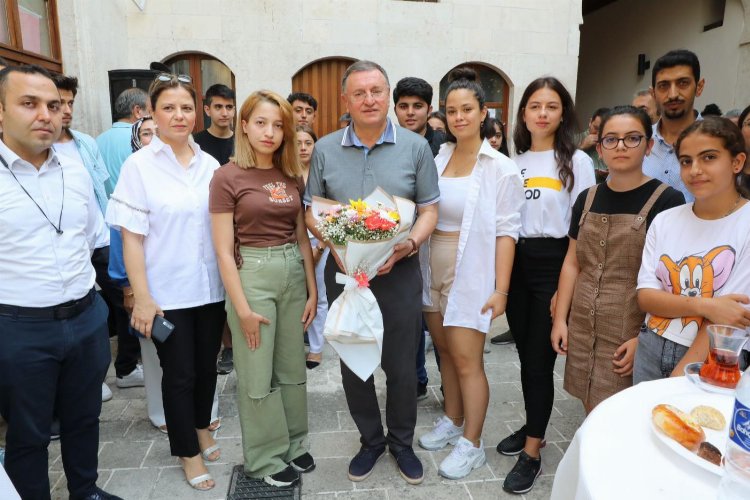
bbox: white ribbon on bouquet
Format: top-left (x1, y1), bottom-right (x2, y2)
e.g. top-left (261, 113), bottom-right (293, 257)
top-left (311, 188), bottom-right (416, 381)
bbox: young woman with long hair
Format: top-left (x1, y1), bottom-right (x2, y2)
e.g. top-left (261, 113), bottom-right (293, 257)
top-left (417, 67), bottom-right (524, 480)
top-left (210, 91), bottom-right (317, 488)
top-left (498, 77), bottom-right (596, 494)
top-left (487, 117), bottom-right (510, 156)
top-left (634, 116), bottom-right (750, 382)
top-left (550, 106), bottom-right (684, 413)
top-left (106, 74), bottom-right (225, 491)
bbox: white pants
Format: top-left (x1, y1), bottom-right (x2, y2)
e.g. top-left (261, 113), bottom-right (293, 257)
top-left (139, 337), bottom-right (219, 428)
top-left (307, 238), bottom-right (329, 354)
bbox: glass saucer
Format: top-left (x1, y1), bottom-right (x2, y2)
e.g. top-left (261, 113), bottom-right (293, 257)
top-left (684, 362), bottom-right (736, 396)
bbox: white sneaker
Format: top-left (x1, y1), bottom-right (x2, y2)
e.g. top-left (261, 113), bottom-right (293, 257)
top-left (438, 436), bottom-right (486, 480)
top-left (418, 416), bottom-right (464, 451)
top-left (102, 382), bottom-right (113, 402)
top-left (116, 365), bottom-right (145, 388)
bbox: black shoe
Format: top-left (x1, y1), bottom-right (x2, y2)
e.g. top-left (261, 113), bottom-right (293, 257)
top-left (77, 487), bottom-right (124, 500)
top-left (348, 446), bottom-right (385, 481)
top-left (502, 451), bottom-right (542, 494)
top-left (416, 381), bottom-right (428, 401)
top-left (50, 418), bottom-right (60, 441)
top-left (290, 452), bottom-right (316, 473)
top-left (496, 426), bottom-right (546, 456)
top-left (490, 330), bottom-right (514, 345)
top-left (263, 465), bottom-right (300, 487)
top-left (392, 447), bottom-right (423, 485)
top-left (217, 348), bottom-right (234, 375)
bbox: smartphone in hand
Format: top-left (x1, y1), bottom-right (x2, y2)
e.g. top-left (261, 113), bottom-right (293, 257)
top-left (150, 315), bottom-right (175, 342)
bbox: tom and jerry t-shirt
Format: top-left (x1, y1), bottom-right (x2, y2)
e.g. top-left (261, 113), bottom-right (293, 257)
top-left (637, 202), bottom-right (750, 347)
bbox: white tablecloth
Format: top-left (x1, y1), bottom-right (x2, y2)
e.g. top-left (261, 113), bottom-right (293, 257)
top-left (0, 464), bottom-right (20, 500)
top-left (550, 377), bottom-right (726, 500)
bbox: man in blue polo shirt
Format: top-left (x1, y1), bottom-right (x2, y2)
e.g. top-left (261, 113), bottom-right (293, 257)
top-left (305, 60), bottom-right (439, 486)
top-left (96, 87), bottom-right (147, 192)
top-left (642, 49), bottom-right (705, 202)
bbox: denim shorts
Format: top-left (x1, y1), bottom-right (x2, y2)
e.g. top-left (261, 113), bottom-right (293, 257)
top-left (633, 327), bottom-right (689, 384)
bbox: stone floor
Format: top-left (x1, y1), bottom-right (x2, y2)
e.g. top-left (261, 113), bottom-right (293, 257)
top-left (47, 315), bottom-right (585, 499)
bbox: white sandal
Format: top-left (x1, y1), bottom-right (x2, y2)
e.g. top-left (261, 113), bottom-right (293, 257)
top-left (187, 472), bottom-right (214, 491)
top-left (201, 444), bottom-right (221, 462)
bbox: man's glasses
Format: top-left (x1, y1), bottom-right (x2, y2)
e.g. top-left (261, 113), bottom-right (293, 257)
top-left (600, 135), bottom-right (645, 150)
top-left (156, 72), bottom-right (193, 84)
top-left (349, 88), bottom-right (386, 103)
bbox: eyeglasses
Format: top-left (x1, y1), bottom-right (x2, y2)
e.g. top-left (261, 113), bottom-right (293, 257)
top-left (600, 135), bottom-right (645, 150)
top-left (156, 73), bottom-right (193, 84)
top-left (349, 88), bottom-right (387, 103)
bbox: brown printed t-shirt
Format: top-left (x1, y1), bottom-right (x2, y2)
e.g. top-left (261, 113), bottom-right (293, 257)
top-left (209, 162), bottom-right (304, 247)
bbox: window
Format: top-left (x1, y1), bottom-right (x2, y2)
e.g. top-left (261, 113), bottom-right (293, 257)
top-left (0, 0), bottom-right (61, 72)
top-left (164, 52), bottom-right (236, 131)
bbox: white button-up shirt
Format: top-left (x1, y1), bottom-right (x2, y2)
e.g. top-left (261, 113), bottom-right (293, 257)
top-left (0, 139), bottom-right (105, 307)
top-left (421, 140), bottom-right (525, 333)
top-left (105, 136), bottom-right (224, 310)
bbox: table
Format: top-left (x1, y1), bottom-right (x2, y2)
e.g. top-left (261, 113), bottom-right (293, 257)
top-left (550, 377), bottom-right (728, 500)
top-left (0, 463), bottom-right (20, 500)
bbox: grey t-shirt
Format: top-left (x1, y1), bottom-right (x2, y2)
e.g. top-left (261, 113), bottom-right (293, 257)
top-left (304, 120), bottom-right (440, 207)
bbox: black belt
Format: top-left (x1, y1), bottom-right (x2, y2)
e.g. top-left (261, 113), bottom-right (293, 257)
top-left (0, 288), bottom-right (97, 320)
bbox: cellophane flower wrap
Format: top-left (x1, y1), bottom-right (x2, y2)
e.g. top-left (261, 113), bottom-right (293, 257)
top-left (312, 187), bottom-right (416, 381)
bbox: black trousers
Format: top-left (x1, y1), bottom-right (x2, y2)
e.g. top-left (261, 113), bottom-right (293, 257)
top-left (91, 246), bottom-right (140, 377)
top-left (0, 296), bottom-right (110, 500)
top-left (325, 254), bottom-right (422, 453)
top-left (154, 301), bottom-right (225, 457)
top-left (506, 237), bottom-right (567, 439)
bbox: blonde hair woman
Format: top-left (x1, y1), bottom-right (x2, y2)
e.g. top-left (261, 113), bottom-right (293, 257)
top-left (210, 90), bottom-right (317, 488)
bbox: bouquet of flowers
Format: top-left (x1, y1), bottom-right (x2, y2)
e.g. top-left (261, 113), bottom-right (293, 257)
top-left (312, 187), bottom-right (416, 381)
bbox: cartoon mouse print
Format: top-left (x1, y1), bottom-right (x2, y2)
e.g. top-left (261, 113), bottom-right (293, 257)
top-left (647, 245), bottom-right (736, 339)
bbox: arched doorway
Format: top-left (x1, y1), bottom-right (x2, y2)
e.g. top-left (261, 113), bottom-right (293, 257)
top-left (163, 52), bottom-right (236, 132)
top-left (292, 56), bottom-right (356, 138)
top-left (439, 63), bottom-right (511, 123)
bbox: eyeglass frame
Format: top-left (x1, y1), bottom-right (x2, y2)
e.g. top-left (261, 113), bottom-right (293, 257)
top-left (599, 134), bottom-right (646, 150)
top-left (348, 88), bottom-right (388, 103)
top-left (156, 72), bottom-right (193, 84)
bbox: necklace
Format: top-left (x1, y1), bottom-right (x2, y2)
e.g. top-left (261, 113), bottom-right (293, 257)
top-left (1, 153), bottom-right (64, 235)
top-left (723, 194), bottom-right (743, 217)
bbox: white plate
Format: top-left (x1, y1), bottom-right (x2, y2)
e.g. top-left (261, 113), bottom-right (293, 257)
top-left (650, 392), bottom-right (733, 476)
top-left (684, 362), bottom-right (737, 396)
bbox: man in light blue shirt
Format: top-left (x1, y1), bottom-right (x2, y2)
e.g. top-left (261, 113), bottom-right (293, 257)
top-left (96, 87), bottom-right (147, 194)
top-left (642, 49), bottom-right (705, 202)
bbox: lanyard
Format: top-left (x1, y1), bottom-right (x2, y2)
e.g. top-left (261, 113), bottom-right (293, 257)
top-left (0, 153), bottom-right (64, 235)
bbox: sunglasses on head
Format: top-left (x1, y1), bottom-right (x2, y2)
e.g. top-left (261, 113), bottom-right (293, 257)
top-left (156, 73), bottom-right (192, 84)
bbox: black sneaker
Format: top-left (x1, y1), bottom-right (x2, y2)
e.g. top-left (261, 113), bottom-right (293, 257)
top-left (502, 450), bottom-right (542, 494)
top-left (392, 447), bottom-right (423, 485)
top-left (348, 446), bottom-right (385, 481)
top-left (490, 330), bottom-right (514, 345)
top-left (50, 418), bottom-right (60, 441)
top-left (496, 426), bottom-right (546, 456)
top-left (263, 465), bottom-right (300, 487)
top-left (216, 348), bottom-right (234, 375)
top-left (290, 452), bottom-right (316, 473)
top-left (416, 381), bottom-right (428, 401)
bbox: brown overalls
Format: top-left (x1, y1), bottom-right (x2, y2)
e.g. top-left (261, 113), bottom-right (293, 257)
top-left (563, 183), bottom-right (668, 409)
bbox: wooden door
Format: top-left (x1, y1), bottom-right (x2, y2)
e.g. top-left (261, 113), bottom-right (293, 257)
top-left (292, 57), bottom-right (356, 138)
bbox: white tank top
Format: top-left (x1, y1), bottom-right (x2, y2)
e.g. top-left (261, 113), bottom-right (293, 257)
top-left (436, 175), bottom-right (471, 231)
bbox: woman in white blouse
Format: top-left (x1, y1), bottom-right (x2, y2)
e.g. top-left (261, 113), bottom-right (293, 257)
top-left (105, 74), bottom-right (225, 492)
top-left (417, 67), bottom-right (524, 480)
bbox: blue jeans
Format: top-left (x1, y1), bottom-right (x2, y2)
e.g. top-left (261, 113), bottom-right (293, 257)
top-left (633, 328), bottom-right (689, 384)
top-left (0, 295), bottom-right (110, 500)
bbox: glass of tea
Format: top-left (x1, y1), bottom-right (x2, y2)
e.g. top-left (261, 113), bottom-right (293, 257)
top-left (699, 324), bottom-right (749, 389)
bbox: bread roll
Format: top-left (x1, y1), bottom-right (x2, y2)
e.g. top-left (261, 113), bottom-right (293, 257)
top-left (652, 404), bottom-right (706, 452)
top-left (697, 442), bottom-right (722, 466)
top-left (690, 405), bottom-right (726, 430)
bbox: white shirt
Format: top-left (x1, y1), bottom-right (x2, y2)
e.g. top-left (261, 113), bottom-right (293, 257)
top-left (515, 149), bottom-right (596, 238)
top-left (105, 136), bottom-right (224, 310)
top-left (422, 140), bottom-right (525, 333)
top-left (0, 139), bottom-right (104, 307)
top-left (436, 175), bottom-right (471, 232)
top-left (637, 202), bottom-right (750, 347)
